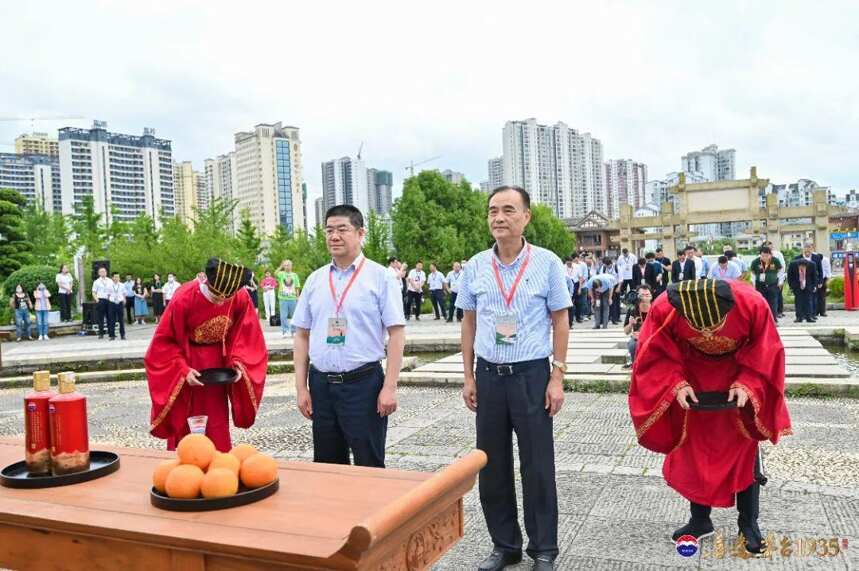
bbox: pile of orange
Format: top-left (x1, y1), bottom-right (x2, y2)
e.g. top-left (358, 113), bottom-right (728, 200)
top-left (152, 435), bottom-right (279, 499)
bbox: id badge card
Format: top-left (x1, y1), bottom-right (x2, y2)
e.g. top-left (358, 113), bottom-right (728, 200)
top-left (495, 312), bottom-right (518, 345)
top-left (758, 274), bottom-right (765, 283)
top-left (326, 317), bottom-right (347, 346)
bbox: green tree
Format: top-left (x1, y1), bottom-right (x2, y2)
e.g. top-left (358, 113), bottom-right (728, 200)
top-left (363, 211), bottom-right (392, 264)
top-left (391, 171), bottom-right (490, 270)
top-left (524, 203), bottom-right (576, 258)
top-left (22, 202), bottom-right (74, 268)
top-left (106, 214), bottom-right (162, 279)
top-left (71, 196), bottom-right (107, 262)
top-left (265, 227), bottom-right (329, 282)
top-left (234, 210), bottom-right (262, 266)
top-left (0, 188), bottom-right (33, 282)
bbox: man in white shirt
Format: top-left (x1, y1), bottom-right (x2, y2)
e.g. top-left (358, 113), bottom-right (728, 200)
top-left (427, 263), bottom-right (447, 321)
top-left (55, 264), bottom-right (75, 322)
top-left (386, 257), bottom-right (401, 282)
top-left (107, 272), bottom-right (127, 340)
top-left (708, 256), bottom-right (742, 281)
top-left (764, 241), bottom-right (787, 317)
top-left (444, 261), bottom-right (464, 322)
top-left (819, 253), bottom-right (832, 317)
top-left (162, 273), bottom-right (181, 307)
top-left (406, 261), bottom-right (426, 321)
top-left (616, 248), bottom-right (637, 296)
top-left (90, 267), bottom-right (113, 339)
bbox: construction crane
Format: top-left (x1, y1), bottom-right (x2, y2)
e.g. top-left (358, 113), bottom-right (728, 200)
top-left (404, 155), bottom-right (442, 178)
top-left (0, 115), bottom-right (85, 131)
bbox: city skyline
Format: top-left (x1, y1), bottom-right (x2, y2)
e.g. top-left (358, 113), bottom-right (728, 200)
top-left (1, 1), bottom-right (857, 221)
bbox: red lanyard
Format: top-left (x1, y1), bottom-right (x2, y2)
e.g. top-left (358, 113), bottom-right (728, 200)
top-left (328, 257), bottom-right (366, 315)
top-left (491, 245), bottom-right (531, 308)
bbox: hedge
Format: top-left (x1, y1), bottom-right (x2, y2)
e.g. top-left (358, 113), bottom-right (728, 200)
top-left (3, 265), bottom-right (60, 301)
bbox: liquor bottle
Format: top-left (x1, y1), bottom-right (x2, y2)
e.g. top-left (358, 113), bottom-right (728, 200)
top-left (49, 372), bottom-right (90, 475)
top-left (24, 370), bottom-right (55, 475)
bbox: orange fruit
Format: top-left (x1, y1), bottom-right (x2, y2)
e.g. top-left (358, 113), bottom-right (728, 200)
top-left (177, 433), bottom-right (216, 470)
top-left (152, 458), bottom-right (180, 493)
top-left (230, 443), bottom-right (257, 464)
top-left (201, 468), bottom-right (239, 499)
top-left (209, 452), bottom-right (241, 476)
top-left (239, 453), bottom-right (278, 489)
top-left (165, 464), bottom-right (205, 499)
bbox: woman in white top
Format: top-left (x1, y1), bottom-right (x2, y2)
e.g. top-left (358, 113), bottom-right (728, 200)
top-left (162, 273), bottom-right (181, 307)
top-left (55, 264), bottom-right (74, 322)
top-left (33, 282), bottom-right (52, 340)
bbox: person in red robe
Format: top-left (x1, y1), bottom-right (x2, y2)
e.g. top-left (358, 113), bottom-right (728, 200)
top-left (628, 278), bottom-right (792, 555)
top-left (145, 258), bottom-right (268, 452)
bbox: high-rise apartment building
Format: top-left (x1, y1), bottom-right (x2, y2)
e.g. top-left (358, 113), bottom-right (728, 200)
top-left (173, 161), bottom-right (204, 223)
top-left (203, 152), bottom-right (236, 217)
top-left (441, 169), bottom-right (465, 184)
top-left (487, 156), bottom-right (504, 190)
top-left (58, 121), bottom-right (175, 224)
top-left (367, 168), bottom-right (393, 215)
top-left (645, 171), bottom-right (707, 208)
top-left (233, 122), bottom-right (304, 236)
top-left (603, 160), bottom-right (648, 218)
top-left (502, 119), bottom-right (604, 218)
top-left (681, 144), bottom-right (735, 182)
top-left (0, 153), bottom-right (61, 211)
top-left (321, 156), bottom-right (368, 215)
top-left (314, 196), bottom-right (326, 229)
top-left (15, 132), bottom-right (59, 157)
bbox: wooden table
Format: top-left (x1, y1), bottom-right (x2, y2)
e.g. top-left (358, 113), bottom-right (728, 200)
top-left (0, 439), bottom-right (486, 570)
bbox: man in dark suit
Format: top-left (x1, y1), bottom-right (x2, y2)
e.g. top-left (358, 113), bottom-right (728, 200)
top-left (632, 255), bottom-right (648, 288)
top-left (671, 246), bottom-right (697, 283)
top-left (787, 257), bottom-right (818, 323)
top-left (794, 242), bottom-right (824, 317)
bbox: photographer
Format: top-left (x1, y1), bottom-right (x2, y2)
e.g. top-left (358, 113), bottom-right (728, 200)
top-left (622, 284), bottom-right (652, 369)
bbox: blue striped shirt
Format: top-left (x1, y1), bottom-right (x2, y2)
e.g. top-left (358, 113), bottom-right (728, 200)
top-left (292, 253), bottom-right (406, 372)
top-left (585, 273), bottom-right (618, 293)
top-left (456, 239), bottom-right (571, 363)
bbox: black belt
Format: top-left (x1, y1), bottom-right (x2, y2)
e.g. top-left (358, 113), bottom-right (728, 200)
top-left (311, 362), bottom-right (381, 384)
top-left (476, 357), bottom-right (548, 377)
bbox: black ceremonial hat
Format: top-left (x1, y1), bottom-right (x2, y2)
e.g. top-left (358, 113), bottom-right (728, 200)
top-left (667, 279), bottom-right (734, 329)
top-left (205, 258), bottom-right (251, 298)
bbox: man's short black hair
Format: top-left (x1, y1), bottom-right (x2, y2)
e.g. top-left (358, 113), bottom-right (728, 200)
top-left (759, 246), bottom-right (772, 255)
top-left (645, 252), bottom-right (655, 260)
top-left (112, 272), bottom-right (120, 277)
top-left (565, 256), bottom-right (573, 262)
top-left (622, 248), bottom-right (629, 255)
top-left (571, 253), bottom-right (579, 260)
top-left (725, 250), bottom-right (736, 259)
top-left (488, 185), bottom-right (531, 210)
top-left (416, 260), bottom-right (423, 265)
top-left (637, 284), bottom-right (652, 293)
top-left (684, 245), bottom-right (695, 253)
top-left (325, 204), bottom-right (364, 228)
top-left (387, 256), bottom-right (398, 265)
top-left (655, 247), bottom-right (663, 253)
top-left (718, 255), bottom-right (728, 264)
top-left (591, 279), bottom-right (602, 290)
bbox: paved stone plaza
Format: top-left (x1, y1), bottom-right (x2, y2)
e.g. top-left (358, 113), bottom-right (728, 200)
top-left (1, 373), bottom-right (857, 569)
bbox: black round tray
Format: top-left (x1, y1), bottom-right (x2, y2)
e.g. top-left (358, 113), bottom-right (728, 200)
top-left (1, 451), bottom-right (120, 489)
top-left (199, 367), bottom-right (238, 385)
top-left (150, 478), bottom-right (279, 511)
top-left (688, 391), bottom-right (738, 411)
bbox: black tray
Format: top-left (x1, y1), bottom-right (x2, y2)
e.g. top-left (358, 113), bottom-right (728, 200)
top-left (688, 391), bottom-right (737, 411)
top-left (150, 478), bottom-right (279, 511)
top-left (199, 367), bottom-right (238, 385)
top-left (1, 451), bottom-right (120, 489)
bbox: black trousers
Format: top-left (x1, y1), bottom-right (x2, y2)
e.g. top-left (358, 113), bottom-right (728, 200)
top-left (96, 298), bottom-right (110, 336)
top-left (794, 289), bottom-right (812, 321)
top-left (429, 289), bottom-right (447, 320)
top-left (107, 302), bottom-right (125, 339)
top-left (817, 278), bottom-right (828, 316)
top-left (476, 357), bottom-right (557, 559)
top-left (406, 291), bottom-right (422, 319)
top-left (58, 293), bottom-right (72, 321)
top-left (309, 363), bottom-right (387, 468)
top-left (447, 292), bottom-right (463, 322)
top-left (776, 285), bottom-right (784, 315)
top-left (755, 283), bottom-right (779, 320)
top-left (125, 297), bottom-right (135, 324)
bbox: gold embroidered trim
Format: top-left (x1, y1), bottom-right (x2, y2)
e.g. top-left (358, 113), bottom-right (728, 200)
top-left (687, 335), bottom-right (738, 356)
top-left (735, 413), bottom-right (753, 440)
top-left (235, 361), bottom-right (258, 411)
top-left (149, 369), bottom-right (186, 432)
top-left (192, 315), bottom-right (233, 344)
top-left (636, 380), bottom-right (689, 439)
top-left (730, 381), bottom-right (771, 439)
top-left (671, 408), bottom-right (689, 452)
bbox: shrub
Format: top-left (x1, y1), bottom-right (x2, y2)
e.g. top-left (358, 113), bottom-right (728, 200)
top-left (2, 265), bottom-right (59, 302)
top-left (828, 276), bottom-right (844, 299)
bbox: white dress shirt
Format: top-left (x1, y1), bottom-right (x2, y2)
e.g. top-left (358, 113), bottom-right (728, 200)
top-left (407, 269), bottom-right (426, 293)
top-left (91, 277), bottom-right (113, 300)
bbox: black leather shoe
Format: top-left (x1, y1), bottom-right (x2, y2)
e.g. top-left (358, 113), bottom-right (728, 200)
top-left (533, 555), bottom-right (554, 570)
top-left (477, 549), bottom-right (522, 570)
top-left (671, 519), bottom-right (714, 543)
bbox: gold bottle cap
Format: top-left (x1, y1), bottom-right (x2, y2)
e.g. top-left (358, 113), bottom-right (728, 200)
top-left (33, 370), bottom-right (51, 392)
top-left (57, 372), bottom-right (77, 394)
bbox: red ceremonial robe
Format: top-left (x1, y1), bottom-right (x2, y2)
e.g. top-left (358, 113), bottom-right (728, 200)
top-left (145, 281), bottom-right (267, 452)
top-left (628, 282), bottom-right (792, 507)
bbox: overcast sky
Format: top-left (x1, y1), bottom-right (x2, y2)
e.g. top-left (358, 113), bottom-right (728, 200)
top-left (2, 1), bottom-right (857, 225)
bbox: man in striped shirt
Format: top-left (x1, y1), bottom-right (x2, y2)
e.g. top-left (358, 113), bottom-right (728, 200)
top-left (456, 185), bottom-right (571, 571)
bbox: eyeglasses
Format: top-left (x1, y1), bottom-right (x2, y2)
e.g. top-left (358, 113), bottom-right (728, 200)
top-left (324, 225), bottom-right (356, 236)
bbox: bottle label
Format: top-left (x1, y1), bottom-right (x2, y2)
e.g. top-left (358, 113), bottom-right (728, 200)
top-left (49, 398), bottom-right (90, 474)
top-left (25, 395), bottom-right (53, 474)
